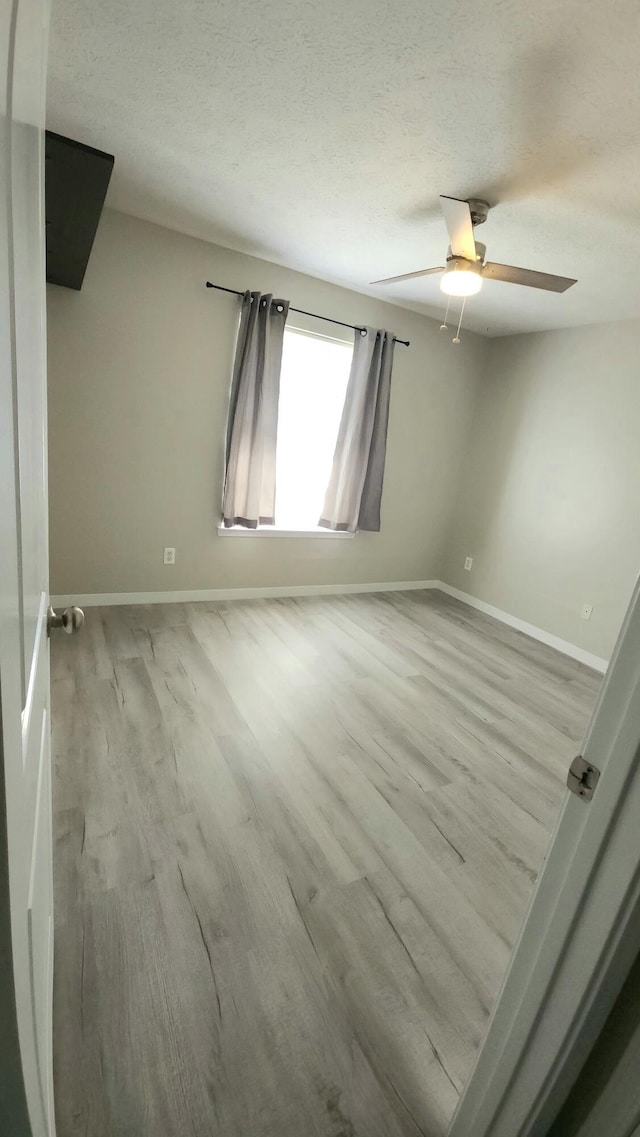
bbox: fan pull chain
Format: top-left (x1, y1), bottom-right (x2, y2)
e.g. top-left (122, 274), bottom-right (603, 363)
top-left (440, 296), bottom-right (451, 331)
top-left (452, 298), bottom-right (466, 344)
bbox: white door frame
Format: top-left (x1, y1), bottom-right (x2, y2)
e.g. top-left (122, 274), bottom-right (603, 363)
top-left (449, 573), bottom-right (640, 1137)
top-left (1, 0), bottom-right (54, 1133)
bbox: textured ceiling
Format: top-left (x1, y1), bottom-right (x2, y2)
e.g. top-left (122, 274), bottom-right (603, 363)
top-left (47, 0), bottom-right (640, 336)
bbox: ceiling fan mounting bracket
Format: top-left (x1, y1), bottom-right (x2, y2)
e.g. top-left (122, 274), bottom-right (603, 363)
top-left (467, 198), bottom-right (490, 227)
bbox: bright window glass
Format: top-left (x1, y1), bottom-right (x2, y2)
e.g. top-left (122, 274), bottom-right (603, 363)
top-left (275, 328), bottom-right (352, 529)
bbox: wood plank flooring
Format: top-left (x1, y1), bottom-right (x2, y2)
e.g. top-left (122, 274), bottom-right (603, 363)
top-left (51, 589), bottom-right (601, 1137)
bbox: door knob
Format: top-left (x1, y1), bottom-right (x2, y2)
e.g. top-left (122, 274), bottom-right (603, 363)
top-left (47, 605), bottom-right (85, 636)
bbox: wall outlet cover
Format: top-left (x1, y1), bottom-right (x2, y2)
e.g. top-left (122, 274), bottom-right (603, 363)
top-left (581, 604), bottom-right (593, 621)
top-left (464, 556), bottom-right (473, 571)
top-left (163, 547), bottom-right (176, 565)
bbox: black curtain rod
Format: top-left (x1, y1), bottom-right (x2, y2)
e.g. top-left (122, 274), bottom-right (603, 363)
top-left (205, 281), bottom-right (410, 346)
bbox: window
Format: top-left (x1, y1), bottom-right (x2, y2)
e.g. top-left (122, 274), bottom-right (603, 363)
top-left (273, 328), bottom-right (352, 530)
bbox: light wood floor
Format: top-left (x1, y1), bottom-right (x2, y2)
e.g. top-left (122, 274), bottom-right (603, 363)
top-left (51, 590), bottom-right (601, 1137)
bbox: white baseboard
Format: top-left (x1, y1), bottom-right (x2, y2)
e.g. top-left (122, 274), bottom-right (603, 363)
top-left (436, 581), bottom-right (609, 674)
top-left (50, 580), bottom-right (439, 608)
top-left (51, 578), bottom-right (609, 674)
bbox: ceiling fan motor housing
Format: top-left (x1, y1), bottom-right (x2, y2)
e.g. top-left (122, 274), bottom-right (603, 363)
top-left (446, 242), bottom-right (486, 266)
top-left (467, 198), bottom-right (490, 227)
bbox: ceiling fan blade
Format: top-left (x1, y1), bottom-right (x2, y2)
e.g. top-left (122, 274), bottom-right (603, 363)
top-left (370, 266), bottom-right (444, 285)
top-left (483, 262), bottom-right (577, 292)
top-left (439, 196), bottom-right (477, 260)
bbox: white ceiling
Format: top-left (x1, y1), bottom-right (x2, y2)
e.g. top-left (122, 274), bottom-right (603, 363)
top-left (47, 0), bottom-right (640, 336)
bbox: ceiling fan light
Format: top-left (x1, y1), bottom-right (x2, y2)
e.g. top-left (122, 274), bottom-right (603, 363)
top-left (440, 259), bottom-right (483, 297)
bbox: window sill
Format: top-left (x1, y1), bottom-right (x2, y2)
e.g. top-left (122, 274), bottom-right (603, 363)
top-left (217, 525), bottom-right (354, 539)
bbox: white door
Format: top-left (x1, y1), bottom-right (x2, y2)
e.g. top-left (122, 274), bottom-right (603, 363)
top-left (449, 573), bottom-right (640, 1137)
top-left (0, 0), bottom-right (63, 1133)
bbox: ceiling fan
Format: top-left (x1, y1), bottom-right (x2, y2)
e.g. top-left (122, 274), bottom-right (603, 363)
top-left (371, 196), bottom-right (578, 299)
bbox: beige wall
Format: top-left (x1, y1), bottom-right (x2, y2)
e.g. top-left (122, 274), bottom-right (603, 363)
top-left (442, 321), bottom-right (640, 660)
top-left (47, 209), bottom-right (486, 595)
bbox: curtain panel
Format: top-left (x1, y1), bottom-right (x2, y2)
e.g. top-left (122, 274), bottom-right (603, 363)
top-left (319, 327), bottom-right (396, 533)
top-left (222, 290), bottom-right (289, 528)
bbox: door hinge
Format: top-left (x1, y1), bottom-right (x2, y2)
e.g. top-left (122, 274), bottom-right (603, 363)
top-left (567, 755), bottom-right (601, 802)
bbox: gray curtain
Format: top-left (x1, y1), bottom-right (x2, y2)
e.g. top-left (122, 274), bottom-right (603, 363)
top-left (319, 327), bottom-right (395, 532)
top-left (222, 290), bottom-right (289, 528)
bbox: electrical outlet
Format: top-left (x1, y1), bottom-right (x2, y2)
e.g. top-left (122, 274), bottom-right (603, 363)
top-left (580, 604), bottom-right (593, 621)
top-left (464, 556), bottom-right (473, 571)
top-left (163, 547), bottom-right (176, 565)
